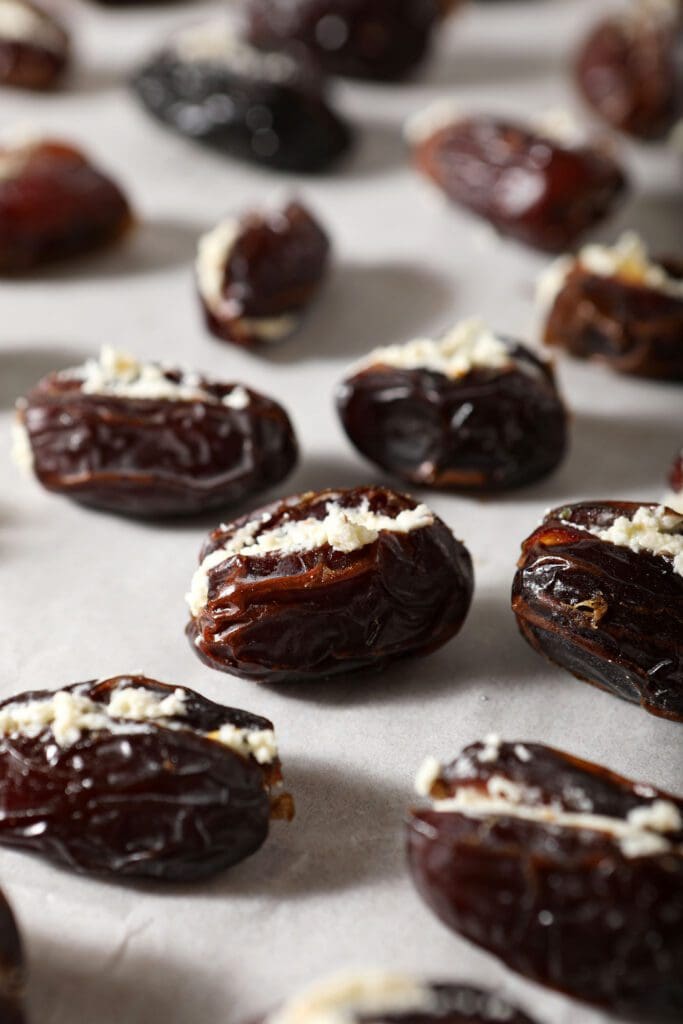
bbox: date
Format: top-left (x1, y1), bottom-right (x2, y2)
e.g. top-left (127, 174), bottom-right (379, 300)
top-left (0, 139), bottom-right (132, 273)
top-left (257, 970), bottom-right (537, 1024)
top-left (576, 4), bottom-right (681, 141)
top-left (411, 111), bottom-right (627, 252)
top-left (511, 501), bottom-right (683, 720)
top-left (0, 0), bottom-right (69, 90)
top-left (0, 889), bottom-right (24, 1024)
top-left (337, 318), bottom-right (568, 491)
top-left (246, 0), bottom-right (448, 82)
top-left (408, 738), bottom-right (683, 1019)
top-left (540, 232), bottom-right (683, 379)
top-left (0, 675), bottom-right (293, 881)
top-left (187, 486), bottom-right (473, 684)
top-left (197, 201), bottom-right (330, 348)
top-left (669, 450), bottom-right (683, 512)
top-left (13, 347), bottom-right (298, 517)
top-left (132, 21), bottom-right (352, 173)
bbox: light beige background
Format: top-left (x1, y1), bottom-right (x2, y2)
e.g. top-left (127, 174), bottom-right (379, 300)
top-left (0, 1), bottom-right (681, 1021)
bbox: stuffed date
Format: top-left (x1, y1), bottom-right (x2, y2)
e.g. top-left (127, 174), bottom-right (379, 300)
top-left (12, 347), bottom-right (298, 517)
top-left (187, 486), bottom-right (473, 684)
top-left (0, 0), bottom-right (69, 90)
top-left (0, 675), bottom-right (293, 881)
top-left (409, 738), bottom-right (683, 1019)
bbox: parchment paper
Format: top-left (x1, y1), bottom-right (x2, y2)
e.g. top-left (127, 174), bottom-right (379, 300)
top-left (1, 1), bottom-right (681, 1021)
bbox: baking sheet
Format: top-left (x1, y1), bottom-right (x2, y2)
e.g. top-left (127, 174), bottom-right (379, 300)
top-left (1, 1), bottom-right (682, 1021)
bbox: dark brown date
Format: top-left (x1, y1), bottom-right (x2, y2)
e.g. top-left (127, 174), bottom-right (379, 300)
top-left (0, 675), bottom-right (293, 882)
top-left (187, 486), bottom-right (473, 684)
top-left (337, 326), bottom-right (568, 491)
top-left (542, 249), bottom-right (683, 379)
top-left (576, 6), bottom-right (682, 141)
top-left (408, 739), bottom-right (683, 1019)
top-left (197, 201), bottom-right (330, 348)
top-left (0, 889), bottom-right (24, 1024)
top-left (131, 22), bottom-right (352, 173)
top-left (256, 972), bottom-right (537, 1024)
top-left (511, 501), bottom-right (683, 720)
top-left (412, 114), bottom-right (627, 252)
top-left (0, 139), bottom-right (132, 273)
top-left (246, 0), bottom-right (449, 82)
top-left (14, 349), bottom-right (299, 517)
top-left (0, 0), bottom-right (69, 90)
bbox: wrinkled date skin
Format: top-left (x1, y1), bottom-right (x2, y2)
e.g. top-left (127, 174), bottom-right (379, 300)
top-left (0, 890), bottom-right (24, 1024)
top-left (0, 1), bottom-right (69, 90)
top-left (512, 502), bottom-right (683, 720)
top-left (543, 260), bottom-right (683, 379)
top-left (188, 486), bottom-right (474, 684)
top-left (259, 979), bottom-right (537, 1024)
top-left (0, 140), bottom-right (132, 273)
top-left (246, 0), bottom-right (447, 82)
top-left (201, 202), bottom-right (331, 348)
top-left (18, 368), bottom-right (298, 517)
top-left (408, 740), bottom-right (683, 1019)
top-left (132, 30), bottom-right (352, 173)
top-left (337, 342), bottom-right (568, 491)
top-left (576, 13), bottom-right (682, 141)
top-left (0, 676), bottom-right (291, 882)
top-left (413, 116), bottom-right (627, 252)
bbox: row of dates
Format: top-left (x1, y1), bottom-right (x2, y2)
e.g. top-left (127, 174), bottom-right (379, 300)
top-left (0, 674), bottom-right (680, 1020)
top-left (3, 0), bottom-right (681, 165)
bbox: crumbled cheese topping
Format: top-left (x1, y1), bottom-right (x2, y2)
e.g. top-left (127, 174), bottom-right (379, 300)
top-left (537, 232), bottom-right (683, 308)
top-left (0, 684), bottom-right (278, 763)
top-left (267, 972), bottom-right (438, 1024)
top-left (0, 0), bottom-right (64, 53)
top-left (353, 319), bottom-right (515, 380)
top-left (534, 108), bottom-right (585, 147)
top-left (477, 733), bottom-right (502, 763)
top-left (174, 21), bottom-right (297, 82)
top-left (417, 770), bottom-right (683, 860)
top-left (586, 505), bottom-right (683, 577)
top-left (664, 490), bottom-right (683, 514)
top-left (414, 755), bottom-right (441, 797)
top-left (61, 347), bottom-right (249, 409)
top-left (186, 500), bottom-right (435, 616)
top-left (10, 414), bottom-right (33, 475)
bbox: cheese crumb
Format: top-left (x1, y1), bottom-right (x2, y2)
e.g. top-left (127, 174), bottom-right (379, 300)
top-left (186, 500), bottom-right (435, 616)
top-left (414, 756), bottom-right (442, 797)
top-left (588, 505), bottom-right (683, 577)
top-left (352, 319), bottom-right (515, 380)
top-left (212, 724), bottom-right (277, 765)
top-left (267, 972), bottom-right (437, 1024)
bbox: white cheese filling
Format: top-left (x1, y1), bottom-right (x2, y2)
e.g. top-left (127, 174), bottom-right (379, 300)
top-left (196, 216), bottom-right (299, 343)
top-left (537, 231), bottom-right (683, 309)
top-left (60, 347), bottom-right (250, 409)
top-left (415, 763), bottom-right (683, 860)
top-left (404, 98), bottom-right (462, 145)
top-left (352, 319), bottom-right (517, 380)
top-left (266, 972), bottom-right (438, 1024)
top-left (584, 505), bottom-right (683, 577)
top-left (10, 412), bottom-right (33, 475)
top-left (0, 0), bottom-right (64, 53)
top-left (664, 490), bottom-right (683, 515)
top-left (0, 685), bottom-right (277, 762)
top-left (186, 499), bottom-right (435, 616)
top-left (174, 20), bottom-right (297, 83)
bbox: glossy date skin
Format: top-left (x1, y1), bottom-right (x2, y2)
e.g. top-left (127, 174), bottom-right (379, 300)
top-left (132, 30), bottom-right (352, 173)
top-left (337, 341), bottom-right (568, 491)
top-left (0, 141), bottom-right (132, 273)
top-left (543, 260), bottom-right (683, 379)
top-left (188, 486), bottom-right (473, 684)
top-left (413, 116), bottom-right (627, 252)
top-left (0, 676), bottom-right (291, 882)
top-left (246, 0), bottom-right (447, 82)
top-left (511, 502), bottom-right (683, 720)
top-left (17, 368), bottom-right (298, 517)
top-left (0, 890), bottom-right (24, 1024)
top-left (408, 740), bottom-right (683, 1019)
top-left (576, 12), bottom-right (681, 141)
top-left (0, 1), bottom-right (69, 90)
top-left (200, 202), bottom-right (330, 348)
